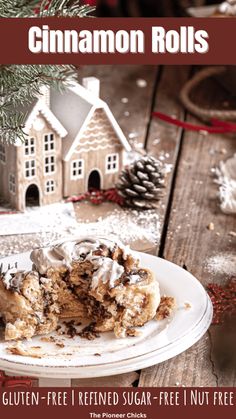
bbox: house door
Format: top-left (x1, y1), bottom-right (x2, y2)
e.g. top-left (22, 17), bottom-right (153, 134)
top-left (25, 184), bottom-right (40, 207)
top-left (88, 170), bottom-right (101, 191)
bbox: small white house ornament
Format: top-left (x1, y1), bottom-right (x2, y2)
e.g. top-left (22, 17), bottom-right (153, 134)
top-left (0, 78), bottom-right (131, 211)
top-left (214, 153), bottom-right (236, 214)
top-left (33, 116), bottom-right (46, 131)
top-left (218, 0), bottom-right (236, 16)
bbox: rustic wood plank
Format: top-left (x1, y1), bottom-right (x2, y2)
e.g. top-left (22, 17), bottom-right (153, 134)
top-left (72, 65), bottom-right (158, 388)
top-left (139, 73), bottom-right (236, 387)
top-left (145, 65), bottom-right (191, 254)
top-left (139, 334), bottom-right (217, 387)
top-left (161, 75), bottom-right (236, 286)
top-left (72, 372), bottom-right (139, 387)
top-left (38, 378), bottom-right (71, 387)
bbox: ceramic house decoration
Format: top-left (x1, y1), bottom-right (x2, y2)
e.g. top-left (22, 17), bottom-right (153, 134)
top-left (0, 77), bottom-right (131, 211)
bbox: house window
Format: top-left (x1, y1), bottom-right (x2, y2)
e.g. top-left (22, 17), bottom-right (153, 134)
top-left (45, 155), bottom-right (55, 174)
top-left (106, 153), bottom-right (119, 173)
top-left (0, 144), bottom-right (6, 163)
top-left (9, 173), bottom-right (16, 194)
top-left (45, 179), bottom-right (55, 194)
top-left (25, 160), bottom-right (36, 178)
top-left (25, 137), bottom-right (35, 156)
top-left (44, 134), bottom-right (55, 152)
top-left (71, 159), bottom-right (84, 179)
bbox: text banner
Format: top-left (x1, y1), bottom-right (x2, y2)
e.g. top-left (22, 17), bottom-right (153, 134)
top-left (0, 388), bottom-right (235, 419)
top-left (0, 18), bottom-right (236, 64)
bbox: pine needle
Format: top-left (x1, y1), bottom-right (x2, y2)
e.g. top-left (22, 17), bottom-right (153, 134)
top-left (0, 1), bottom-right (95, 144)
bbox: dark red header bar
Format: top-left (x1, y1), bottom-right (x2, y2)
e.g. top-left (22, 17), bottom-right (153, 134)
top-left (0, 18), bottom-right (236, 64)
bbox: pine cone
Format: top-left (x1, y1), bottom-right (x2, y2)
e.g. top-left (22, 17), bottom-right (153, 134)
top-left (117, 156), bottom-right (166, 209)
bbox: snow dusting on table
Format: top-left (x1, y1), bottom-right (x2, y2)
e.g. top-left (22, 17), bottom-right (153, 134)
top-left (0, 206), bottom-right (161, 258)
top-left (205, 253), bottom-right (236, 278)
top-left (73, 208), bottom-right (161, 246)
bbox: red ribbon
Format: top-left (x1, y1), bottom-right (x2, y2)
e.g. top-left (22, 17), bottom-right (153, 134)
top-left (0, 371), bottom-right (33, 388)
top-left (152, 111), bottom-right (236, 134)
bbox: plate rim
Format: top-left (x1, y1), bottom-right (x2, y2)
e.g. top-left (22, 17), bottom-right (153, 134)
top-left (0, 296), bottom-right (213, 378)
top-left (0, 251), bottom-right (213, 378)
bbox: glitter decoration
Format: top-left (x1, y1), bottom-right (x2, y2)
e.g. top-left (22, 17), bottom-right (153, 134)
top-left (121, 97), bottom-right (129, 103)
top-left (136, 79), bottom-right (147, 88)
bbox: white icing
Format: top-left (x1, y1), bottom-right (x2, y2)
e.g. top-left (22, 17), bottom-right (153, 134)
top-left (1, 268), bottom-right (26, 292)
top-left (30, 236), bottom-right (135, 289)
top-left (219, 1), bottom-right (236, 15)
top-left (128, 274), bottom-right (141, 284)
top-left (31, 241), bottom-right (76, 275)
top-left (90, 256), bottom-right (124, 289)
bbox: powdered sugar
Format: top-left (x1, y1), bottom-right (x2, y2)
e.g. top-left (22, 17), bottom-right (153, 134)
top-left (0, 208), bottom-right (161, 258)
top-left (205, 253), bottom-right (236, 278)
top-left (0, 203), bottom-right (77, 236)
top-left (72, 209), bottom-right (161, 247)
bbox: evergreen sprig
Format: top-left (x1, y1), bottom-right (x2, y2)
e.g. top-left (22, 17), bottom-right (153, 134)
top-left (0, 1), bottom-right (39, 18)
top-left (0, 0), bottom-right (95, 18)
top-left (0, 1), bottom-right (95, 144)
top-left (0, 64), bottom-right (78, 143)
top-left (38, 0), bottom-right (95, 17)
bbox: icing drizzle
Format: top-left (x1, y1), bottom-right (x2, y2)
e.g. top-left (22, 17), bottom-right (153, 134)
top-left (1, 267), bottom-right (26, 292)
top-left (30, 237), bottom-right (134, 289)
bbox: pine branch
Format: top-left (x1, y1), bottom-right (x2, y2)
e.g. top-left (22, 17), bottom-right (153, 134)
top-left (0, 65), bottom-right (76, 106)
top-left (0, 64), bottom-right (78, 144)
top-left (0, 1), bottom-right (39, 18)
top-left (0, 0), bottom-right (95, 18)
top-left (0, 1), bottom-right (95, 144)
top-left (38, 0), bottom-right (95, 17)
top-left (0, 110), bottom-right (25, 144)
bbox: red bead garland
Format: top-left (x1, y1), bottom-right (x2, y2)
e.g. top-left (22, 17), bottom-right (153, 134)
top-left (207, 278), bottom-right (236, 325)
top-left (66, 188), bottom-right (124, 206)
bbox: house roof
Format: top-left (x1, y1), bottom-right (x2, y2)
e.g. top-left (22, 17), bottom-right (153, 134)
top-left (50, 82), bottom-right (131, 161)
top-left (24, 99), bottom-right (68, 139)
top-left (23, 81), bottom-right (131, 159)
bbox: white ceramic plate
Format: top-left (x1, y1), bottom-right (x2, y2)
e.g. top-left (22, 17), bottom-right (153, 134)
top-left (187, 5), bottom-right (217, 17)
top-left (0, 251), bottom-right (212, 378)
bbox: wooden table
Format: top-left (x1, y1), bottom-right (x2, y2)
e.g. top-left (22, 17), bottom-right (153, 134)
top-left (1, 65), bottom-right (235, 387)
top-left (72, 65), bottom-right (235, 388)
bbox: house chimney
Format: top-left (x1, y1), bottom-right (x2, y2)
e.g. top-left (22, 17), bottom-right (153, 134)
top-left (82, 77), bottom-right (100, 97)
top-left (39, 85), bottom-right (50, 107)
